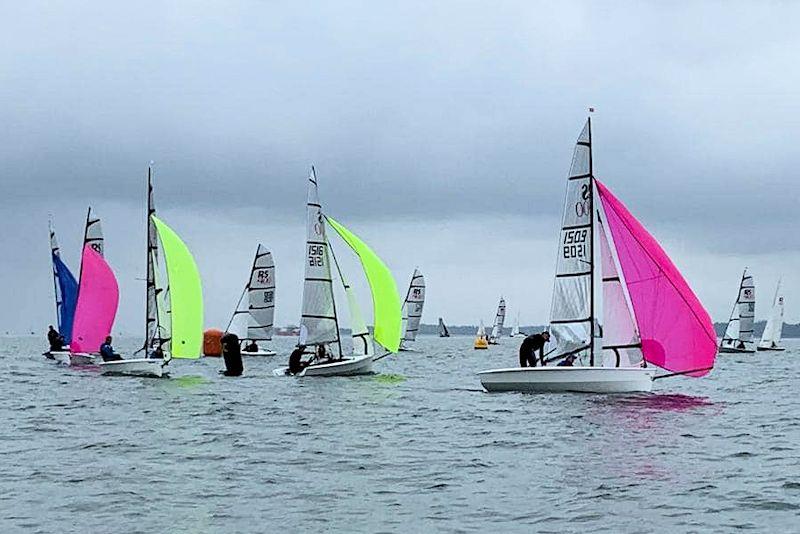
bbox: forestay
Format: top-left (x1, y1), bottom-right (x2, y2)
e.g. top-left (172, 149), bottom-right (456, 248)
top-left (401, 269), bottom-right (426, 342)
top-left (548, 119), bottom-right (593, 358)
top-left (300, 169), bottom-right (339, 347)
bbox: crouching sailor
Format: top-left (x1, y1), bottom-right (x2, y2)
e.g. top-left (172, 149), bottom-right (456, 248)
top-left (100, 335), bottom-right (123, 362)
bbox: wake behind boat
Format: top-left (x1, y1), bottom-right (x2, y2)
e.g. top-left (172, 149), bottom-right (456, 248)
top-left (478, 117), bottom-right (717, 394)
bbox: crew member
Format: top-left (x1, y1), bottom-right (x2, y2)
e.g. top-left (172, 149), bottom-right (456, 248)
top-left (289, 344), bottom-right (310, 375)
top-left (519, 331), bottom-right (550, 367)
top-left (100, 336), bottom-right (123, 362)
top-left (243, 340), bottom-right (258, 352)
top-left (47, 325), bottom-right (64, 351)
top-left (557, 353), bottom-right (577, 367)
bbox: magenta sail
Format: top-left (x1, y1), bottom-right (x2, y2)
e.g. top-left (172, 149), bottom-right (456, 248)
top-left (595, 180), bottom-right (717, 377)
top-left (71, 245), bottom-right (120, 354)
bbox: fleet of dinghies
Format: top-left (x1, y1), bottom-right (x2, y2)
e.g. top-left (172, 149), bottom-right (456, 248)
top-left (40, 120), bottom-right (792, 391)
top-left (478, 118), bottom-right (719, 393)
top-left (225, 244), bottom-right (277, 356)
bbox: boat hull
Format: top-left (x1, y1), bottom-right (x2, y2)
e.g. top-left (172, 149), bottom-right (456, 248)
top-left (98, 358), bottom-right (167, 378)
top-left (756, 346), bottom-right (786, 352)
top-left (478, 366), bottom-right (655, 393)
top-left (241, 349), bottom-right (277, 357)
top-left (69, 353), bottom-right (98, 366)
top-left (719, 346), bottom-right (756, 354)
top-left (46, 350), bottom-right (71, 364)
top-left (274, 354), bottom-right (374, 377)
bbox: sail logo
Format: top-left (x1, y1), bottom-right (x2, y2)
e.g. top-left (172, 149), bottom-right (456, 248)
top-left (256, 269), bottom-right (271, 284)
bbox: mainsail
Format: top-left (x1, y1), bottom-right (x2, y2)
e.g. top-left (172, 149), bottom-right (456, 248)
top-left (759, 279), bottom-right (784, 349)
top-left (326, 216), bottom-right (402, 353)
top-left (401, 269), bottom-right (426, 343)
top-left (151, 215), bottom-right (203, 358)
top-left (490, 297), bottom-right (506, 341)
top-left (510, 314), bottom-right (520, 337)
top-left (83, 207), bottom-right (104, 257)
top-left (438, 317), bottom-right (450, 337)
top-left (721, 269), bottom-right (756, 349)
top-left (70, 245), bottom-right (119, 354)
top-left (548, 120), bottom-right (594, 360)
top-left (299, 168), bottom-right (339, 348)
top-left (48, 219), bottom-right (78, 344)
top-left (228, 245), bottom-right (275, 342)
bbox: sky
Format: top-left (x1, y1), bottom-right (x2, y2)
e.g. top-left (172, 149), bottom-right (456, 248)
top-left (2, 1), bottom-right (799, 336)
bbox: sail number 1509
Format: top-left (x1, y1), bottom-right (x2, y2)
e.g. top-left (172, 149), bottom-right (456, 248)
top-left (308, 244), bottom-right (325, 267)
top-left (563, 229), bottom-right (588, 259)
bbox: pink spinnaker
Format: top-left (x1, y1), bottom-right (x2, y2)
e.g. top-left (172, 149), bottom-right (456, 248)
top-left (70, 245), bottom-right (119, 354)
top-left (596, 180), bottom-right (717, 377)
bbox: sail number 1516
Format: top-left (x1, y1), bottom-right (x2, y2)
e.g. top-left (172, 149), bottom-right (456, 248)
top-left (308, 244), bottom-right (325, 267)
top-left (563, 229), bottom-right (588, 259)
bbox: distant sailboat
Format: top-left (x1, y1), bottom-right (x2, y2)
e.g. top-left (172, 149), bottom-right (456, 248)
top-left (719, 269), bottom-right (756, 354)
top-left (509, 313), bottom-right (525, 338)
top-left (488, 297), bottom-right (506, 344)
top-left (274, 167), bottom-right (401, 377)
top-left (479, 118), bottom-right (717, 393)
top-left (226, 244), bottom-right (277, 356)
top-left (45, 218), bottom-right (78, 360)
top-left (757, 278), bottom-right (785, 352)
top-left (399, 269), bottom-right (426, 351)
top-left (69, 208), bottom-right (119, 365)
top-left (438, 317), bottom-right (450, 337)
top-left (99, 164), bottom-right (203, 377)
top-left (474, 320), bottom-right (488, 350)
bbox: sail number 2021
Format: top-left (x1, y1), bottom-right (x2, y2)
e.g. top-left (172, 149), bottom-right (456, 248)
top-left (563, 229), bottom-right (588, 259)
top-left (308, 244), bottom-right (325, 267)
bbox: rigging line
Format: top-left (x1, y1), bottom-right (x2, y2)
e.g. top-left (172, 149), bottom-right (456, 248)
top-left (372, 351), bottom-right (392, 362)
top-left (225, 284), bottom-right (248, 332)
top-left (653, 366), bottom-right (714, 380)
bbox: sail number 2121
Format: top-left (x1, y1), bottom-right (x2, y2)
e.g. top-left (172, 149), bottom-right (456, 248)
top-left (308, 244), bottom-right (325, 267)
top-left (563, 229), bottom-right (588, 259)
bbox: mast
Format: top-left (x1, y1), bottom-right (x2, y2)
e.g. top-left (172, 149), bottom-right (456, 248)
top-left (587, 117), bottom-right (595, 366)
top-left (144, 163), bottom-right (160, 351)
top-left (77, 207), bottom-right (91, 287)
top-left (48, 218), bottom-right (62, 330)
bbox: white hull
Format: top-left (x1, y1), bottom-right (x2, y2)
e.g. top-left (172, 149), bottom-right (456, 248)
top-left (478, 366), bottom-right (655, 393)
top-left (756, 345), bottom-right (786, 352)
top-left (48, 351), bottom-right (72, 364)
top-left (274, 354), bottom-right (373, 377)
top-left (241, 349), bottom-right (277, 357)
top-left (98, 358), bottom-right (167, 377)
top-left (69, 353), bottom-right (98, 366)
top-left (719, 345), bottom-right (755, 354)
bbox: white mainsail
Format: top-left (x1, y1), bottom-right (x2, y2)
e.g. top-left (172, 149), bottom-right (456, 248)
top-left (84, 207), bottom-right (104, 257)
top-left (548, 120), bottom-right (594, 360)
top-left (299, 168), bottom-right (339, 348)
top-left (228, 245), bottom-right (276, 342)
top-left (721, 269), bottom-right (755, 349)
top-left (758, 279), bottom-right (784, 350)
top-left (489, 297), bottom-right (506, 341)
top-left (510, 314), bottom-right (520, 337)
top-left (401, 269), bottom-right (425, 342)
top-left (476, 320), bottom-right (486, 338)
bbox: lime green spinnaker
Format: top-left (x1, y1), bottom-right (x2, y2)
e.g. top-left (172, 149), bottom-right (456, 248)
top-left (325, 216), bottom-right (402, 352)
top-left (151, 215), bottom-right (203, 358)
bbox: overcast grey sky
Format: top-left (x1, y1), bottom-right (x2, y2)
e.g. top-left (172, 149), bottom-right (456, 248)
top-left (2, 1), bottom-right (798, 335)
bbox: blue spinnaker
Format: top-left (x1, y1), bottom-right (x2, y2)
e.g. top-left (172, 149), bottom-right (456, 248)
top-left (52, 253), bottom-right (78, 344)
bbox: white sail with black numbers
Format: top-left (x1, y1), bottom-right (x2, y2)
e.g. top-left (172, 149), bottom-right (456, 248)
top-left (299, 168), bottom-right (339, 347)
top-left (548, 119), bottom-right (594, 360)
top-left (401, 269), bottom-right (425, 342)
top-left (721, 269), bottom-right (755, 349)
top-left (228, 244), bottom-right (276, 341)
top-left (83, 207), bottom-right (104, 257)
top-left (759, 279), bottom-right (784, 350)
top-left (490, 297), bottom-right (506, 341)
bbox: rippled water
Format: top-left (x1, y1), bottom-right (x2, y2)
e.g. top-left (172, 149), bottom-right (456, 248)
top-left (2, 335), bottom-right (799, 533)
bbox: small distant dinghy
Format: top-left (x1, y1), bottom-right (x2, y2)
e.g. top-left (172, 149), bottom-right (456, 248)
top-left (509, 313), bottom-right (525, 338)
top-left (488, 297), bottom-right (506, 344)
top-left (399, 269), bottom-right (425, 351)
top-left (273, 168), bottom-right (402, 377)
top-left (44, 219), bottom-right (78, 361)
top-left (474, 321), bottom-right (489, 349)
top-left (438, 317), bottom-right (450, 337)
top-left (225, 244), bottom-right (277, 356)
top-left (719, 269), bottom-right (756, 354)
top-left (99, 165), bottom-right (203, 378)
top-left (69, 208), bottom-right (119, 366)
top-left (757, 278), bottom-right (785, 352)
top-left (478, 117), bottom-right (717, 393)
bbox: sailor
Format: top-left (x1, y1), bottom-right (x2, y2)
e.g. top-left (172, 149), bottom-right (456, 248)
top-left (149, 345), bottom-right (164, 360)
top-left (100, 336), bottom-right (123, 362)
top-left (243, 340), bottom-right (258, 353)
top-left (288, 344), bottom-right (310, 375)
top-left (220, 332), bottom-right (243, 376)
top-left (47, 325), bottom-right (64, 351)
top-left (557, 353), bottom-right (577, 367)
top-left (519, 331), bottom-right (550, 367)
top-left (317, 344), bottom-right (330, 362)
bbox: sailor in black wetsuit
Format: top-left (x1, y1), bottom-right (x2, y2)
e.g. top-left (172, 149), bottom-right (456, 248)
top-left (47, 325), bottom-right (64, 352)
top-left (288, 345), bottom-right (309, 375)
top-left (519, 331), bottom-right (550, 367)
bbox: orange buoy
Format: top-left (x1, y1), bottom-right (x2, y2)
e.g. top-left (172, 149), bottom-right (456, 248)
top-left (203, 328), bottom-right (224, 357)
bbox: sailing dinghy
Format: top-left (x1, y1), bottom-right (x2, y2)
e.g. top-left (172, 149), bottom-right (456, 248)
top-left (399, 269), bottom-right (425, 351)
top-left (509, 313), bottom-right (525, 338)
top-left (438, 317), bottom-right (450, 337)
top-left (474, 320), bottom-right (488, 349)
top-left (758, 279), bottom-right (785, 352)
top-left (478, 118), bottom-right (717, 393)
top-left (273, 168), bottom-right (402, 377)
top-left (488, 297), bottom-right (506, 344)
top-left (69, 208), bottom-right (119, 365)
top-left (45, 218), bottom-right (78, 361)
top-left (99, 165), bottom-right (203, 377)
top-left (225, 244), bottom-right (276, 356)
top-left (719, 269), bottom-right (756, 354)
